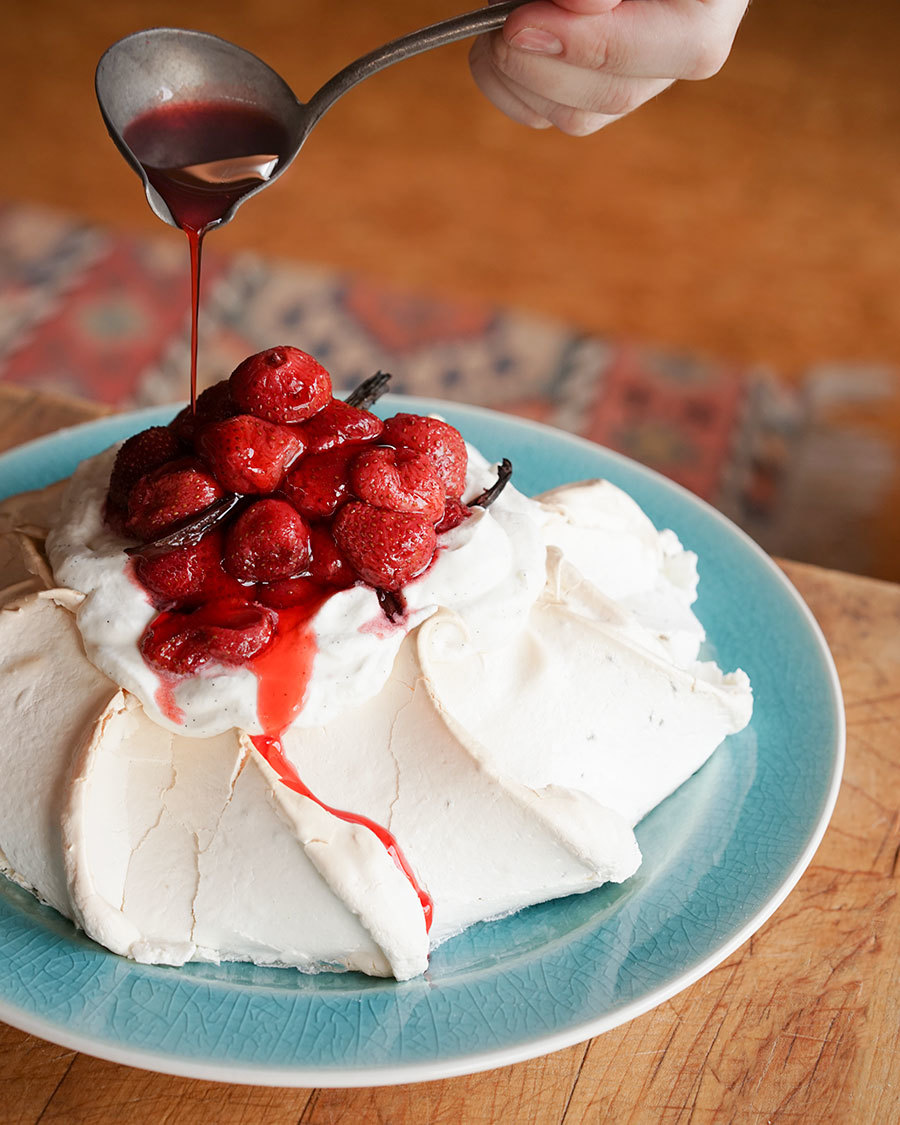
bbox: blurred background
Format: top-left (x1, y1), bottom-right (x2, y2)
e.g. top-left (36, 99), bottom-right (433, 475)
top-left (1, 0), bottom-right (898, 579)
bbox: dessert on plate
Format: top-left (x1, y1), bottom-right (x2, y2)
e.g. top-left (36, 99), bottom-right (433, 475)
top-left (0, 346), bottom-right (752, 980)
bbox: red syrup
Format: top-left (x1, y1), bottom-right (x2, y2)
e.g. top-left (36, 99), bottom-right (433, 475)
top-left (123, 558), bottom-right (185, 724)
top-left (123, 101), bottom-right (291, 410)
top-left (250, 584), bottom-right (333, 736)
top-left (249, 734), bottom-right (434, 934)
top-left (155, 677), bottom-right (186, 726)
top-left (247, 581), bottom-right (434, 933)
top-left (136, 575), bottom-right (435, 933)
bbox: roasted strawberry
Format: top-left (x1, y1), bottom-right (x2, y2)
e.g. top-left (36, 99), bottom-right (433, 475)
top-left (141, 598), bottom-right (275, 675)
top-left (435, 496), bottom-right (470, 534)
top-left (170, 379), bottom-right (239, 445)
top-left (381, 413), bottom-right (467, 497)
top-left (308, 524), bottom-right (356, 587)
top-left (134, 534), bottom-right (218, 604)
top-left (199, 563), bottom-right (253, 601)
top-left (108, 426), bottom-right (184, 512)
top-left (230, 346), bottom-right (331, 424)
top-left (296, 398), bottom-right (384, 453)
top-left (350, 446), bottom-right (444, 521)
top-left (333, 501), bottom-right (436, 591)
top-left (133, 531), bottom-right (245, 606)
top-left (255, 524), bottom-right (354, 598)
top-left (223, 498), bottom-right (312, 583)
top-left (197, 414), bottom-right (304, 494)
top-left (282, 445), bottom-right (357, 520)
top-left (126, 459), bottom-right (224, 542)
top-left (257, 574), bottom-right (337, 611)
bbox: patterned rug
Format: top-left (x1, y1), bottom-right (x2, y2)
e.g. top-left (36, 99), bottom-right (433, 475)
top-left (1, 201), bottom-right (897, 581)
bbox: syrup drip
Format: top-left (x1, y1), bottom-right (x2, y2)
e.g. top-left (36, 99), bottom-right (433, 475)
top-left (250, 733), bottom-right (434, 933)
top-left (248, 582), bottom-right (434, 932)
top-left (140, 578), bottom-right (435, 933)
top-left (155, 678), bottom-right (185, 726)
top-left (250, 590), bottom-right (331, 736)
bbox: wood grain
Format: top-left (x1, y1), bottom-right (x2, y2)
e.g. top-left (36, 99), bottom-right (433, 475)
top-left (0, 388), bottom-right (898, 1124)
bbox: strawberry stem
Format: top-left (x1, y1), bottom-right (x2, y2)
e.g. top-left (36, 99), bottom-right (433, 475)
top-left (345, 371), bottom-right (392, 411)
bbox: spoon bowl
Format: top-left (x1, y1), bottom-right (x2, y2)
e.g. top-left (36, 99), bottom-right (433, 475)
top-left (96, 2), bottom-right (528, 229)
top-left (96, 29), bottom-right (306, 226)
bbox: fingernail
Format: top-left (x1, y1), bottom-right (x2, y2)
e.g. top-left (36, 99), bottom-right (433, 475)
top-left (508, 28), bottom-right (564, 56)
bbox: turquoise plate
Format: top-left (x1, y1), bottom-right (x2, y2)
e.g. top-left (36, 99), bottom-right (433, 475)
top-left (0, 399), bottom-right (843, 1086)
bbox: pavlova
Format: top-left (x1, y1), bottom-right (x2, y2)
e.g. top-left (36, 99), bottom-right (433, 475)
top-left (0, 347), bottom-right (752, 980)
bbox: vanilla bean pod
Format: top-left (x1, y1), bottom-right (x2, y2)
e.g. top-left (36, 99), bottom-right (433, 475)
top-left (345, 371), bottom-right (392, 411)
top-left (125, 494), bottom-right (243, 557)
top-left (469, 459), bottom-right (513, 510)
top-left (377, 587), bottom-right (406, 622)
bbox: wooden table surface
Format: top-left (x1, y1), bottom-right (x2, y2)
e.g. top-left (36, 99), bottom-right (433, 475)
top-left (0, 385), bottom-right (898, 1125)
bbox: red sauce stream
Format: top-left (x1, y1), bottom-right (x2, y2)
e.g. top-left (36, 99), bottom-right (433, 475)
top-left (250, 732), bottom-right (434, 933)
top-left (248, 588), bottom-right (433, 932)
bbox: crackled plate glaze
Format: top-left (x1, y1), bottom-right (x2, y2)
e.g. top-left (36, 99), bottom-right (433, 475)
top-left (0, 399), bottom-right (843, 1087)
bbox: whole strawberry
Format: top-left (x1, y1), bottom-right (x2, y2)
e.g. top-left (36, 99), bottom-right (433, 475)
top-left (296, 398), bottom-right (383, 453)
top-left (257, 569), bottom-right (345, 610)
top-left (333, 501), bottom-right (436, 591)
top-left (282, 445), bottom-right (357, 520)
top-left (170, 379), bottom-right (239, 445)
top-left (141, 598), bottom-right (275, 675)
top-left (381, 414), bottom-right (467, 497)
top-left (224, 498), bottom-right (312, 583)
top-left (307, 524), bottom-right (356, 587)
top-left (108, 426), bottom-right (184, 512)
top-left (126, 459), bottom-right (224, 542)
top-left (255, 524), bottom-right (358, 601)
top-left (230, 346), bottom-right (331, 424)
top-left (350, 446), bottom-right (444, 521)
top-left (197, 414), bottom-right (304, 494)
top-left (134, 533), bottom-right (219, 605)
top-left (133, 531), bottom-right (245, 606)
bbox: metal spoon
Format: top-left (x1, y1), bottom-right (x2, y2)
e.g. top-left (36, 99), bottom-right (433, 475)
top-left (96, 2), bottom-right (529, 229)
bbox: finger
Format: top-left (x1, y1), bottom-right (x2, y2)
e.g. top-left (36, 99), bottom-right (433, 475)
top-left (487, 39), bottom-right (675, 117)
top-left (491, 69), bottom-right (623, 135)
top-left (468, 37), bottom-right (553, 129)
top-left (499, 0), bottom-right (744, 81)
top-left (495, 0), bottom-right (621, 11)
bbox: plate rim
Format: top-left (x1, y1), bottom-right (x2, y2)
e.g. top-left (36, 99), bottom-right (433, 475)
top-left (0, 398), bottom-right (845, 1087)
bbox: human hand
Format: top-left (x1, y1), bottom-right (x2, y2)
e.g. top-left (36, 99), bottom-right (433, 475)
top-left (469, 0), bottom-right (749, 135)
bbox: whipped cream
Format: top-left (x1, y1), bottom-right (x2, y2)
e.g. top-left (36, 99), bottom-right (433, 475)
top-left (46, 445), bottom-right (549, 736)
top-left (2, 433), bottom-right (753, 980)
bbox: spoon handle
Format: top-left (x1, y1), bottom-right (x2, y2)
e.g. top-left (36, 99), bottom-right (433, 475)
top-left (305, 0), bottom-right (532, 128)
